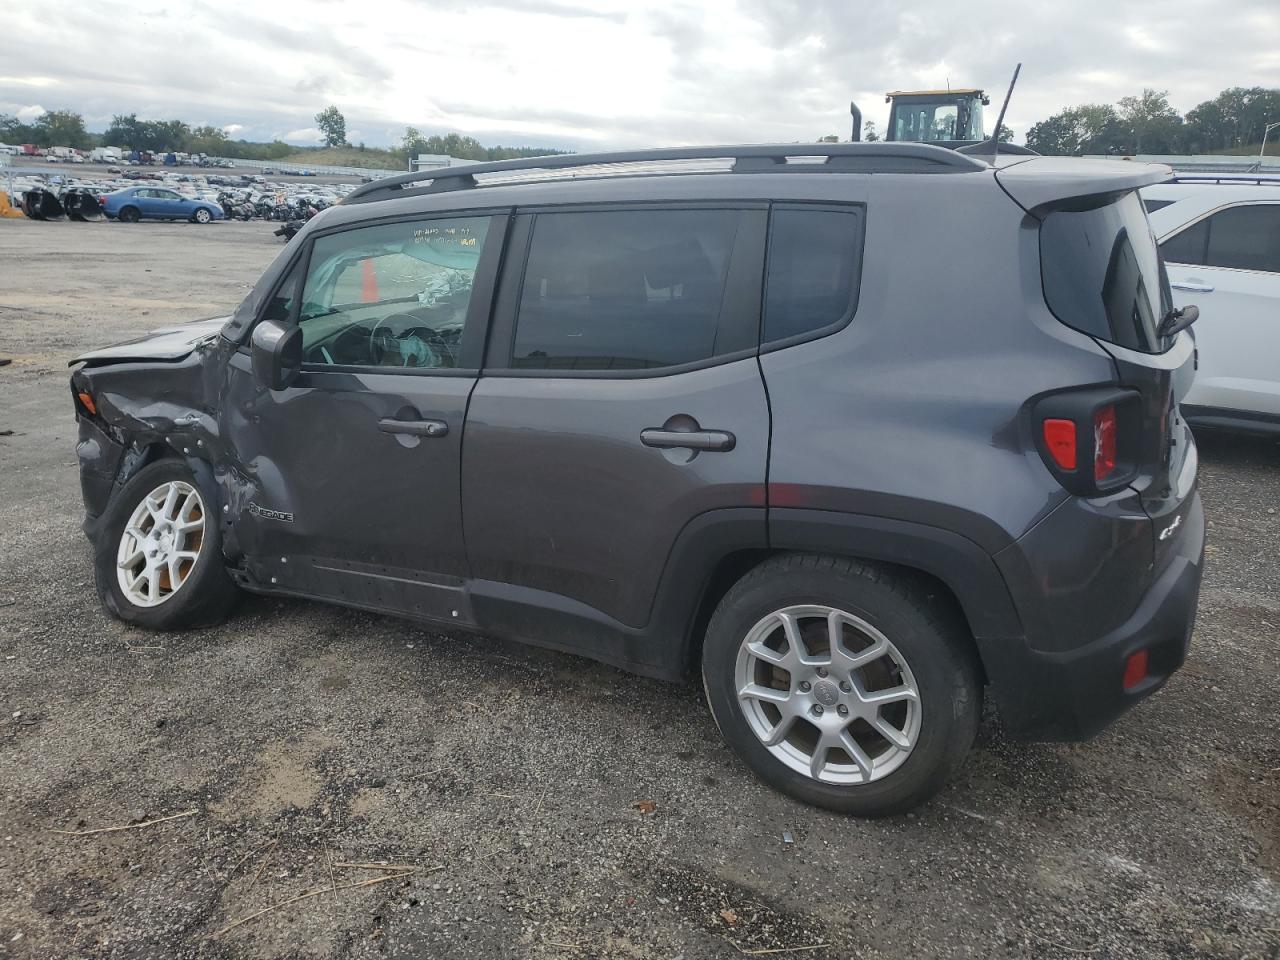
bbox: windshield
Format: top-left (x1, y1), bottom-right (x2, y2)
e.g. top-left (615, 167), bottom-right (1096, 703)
top-left (1040, 191), bottom-right (1174, 353)
top-left (890, 97), bottom-right (983, 142)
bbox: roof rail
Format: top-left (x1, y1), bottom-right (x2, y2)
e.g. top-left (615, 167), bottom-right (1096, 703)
top-left (344, 142), bottom-right (987, 204)
top-left (1169, 174), bottom-right (1280, 186)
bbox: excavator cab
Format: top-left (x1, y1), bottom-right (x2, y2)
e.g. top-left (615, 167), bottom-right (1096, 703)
top-left (884, 89), bottom-right (989, 143)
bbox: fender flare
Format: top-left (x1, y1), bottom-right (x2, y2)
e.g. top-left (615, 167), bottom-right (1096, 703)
top-left (765, 507), bottom-right (1024, 641)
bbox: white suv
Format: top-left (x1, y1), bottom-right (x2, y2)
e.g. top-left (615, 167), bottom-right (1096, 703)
top-left (1142, 176), bottom-right (1280, 435)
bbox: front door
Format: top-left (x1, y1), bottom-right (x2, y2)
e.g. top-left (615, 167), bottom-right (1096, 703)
top-left (462, 205), bottom-right (770, 630)
top-left (223, 210), bottom-right (507, 623)
top-left (1161, 201), bottom-right (1280, 419)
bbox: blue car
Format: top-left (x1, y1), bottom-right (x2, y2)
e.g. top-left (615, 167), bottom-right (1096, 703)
top-left (102, 186), bottom-right (224, 224)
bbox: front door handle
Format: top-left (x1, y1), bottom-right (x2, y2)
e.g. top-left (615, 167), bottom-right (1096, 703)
top-left (1170, 281), bottom-right (1214, 293)
top-left (378, 418), bottom-right (448, 438)
top-left (641, 428), bottom-right (736, 452)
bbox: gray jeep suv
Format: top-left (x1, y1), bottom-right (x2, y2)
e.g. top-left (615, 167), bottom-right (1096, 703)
top-left (71, 144), bottom-right (1204, 816)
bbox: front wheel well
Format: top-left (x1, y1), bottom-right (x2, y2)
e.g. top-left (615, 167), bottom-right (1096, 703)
top-left (685, 549), bottom-right (987, 686)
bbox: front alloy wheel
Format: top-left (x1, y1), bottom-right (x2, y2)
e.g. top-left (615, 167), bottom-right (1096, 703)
top-left (115, 480), bottom-right (206, 607)
top-left (736, 605), bottom-right (921, 785)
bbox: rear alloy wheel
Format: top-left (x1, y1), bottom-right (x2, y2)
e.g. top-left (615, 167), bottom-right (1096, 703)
top-left (94, 460), bottom-right (239, 629)
top-left (735, 605), bottom-right (921, 785)
top-left (118, 205), bottom-right (140, 223)
top-left (192, 207), bottom-right (211, 224)
top-left (703, 554), bottom-right (981, 817)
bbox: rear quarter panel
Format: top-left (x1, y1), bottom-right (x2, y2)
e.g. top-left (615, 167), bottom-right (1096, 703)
top-left (761, 172), bottom-right (1118, 551)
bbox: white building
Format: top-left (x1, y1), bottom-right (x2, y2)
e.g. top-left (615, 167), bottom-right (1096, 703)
top-left (410, 154), bottom-right (477, 173)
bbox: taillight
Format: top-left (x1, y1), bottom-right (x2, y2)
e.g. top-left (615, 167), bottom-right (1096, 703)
top-left (76, 390), bottom-right (97, 415)
top-left (1042, 419), bottom-right (1077, 470)
top-left (1032, 388), bottom-right (1140, 497)
top-left (97, 195), bottom-right (107, 207)
top-left (1093, 406), bottom-right (1117, 482)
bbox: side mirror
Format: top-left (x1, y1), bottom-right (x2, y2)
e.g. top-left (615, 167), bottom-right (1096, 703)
top-left (250, 319), bottom-right (302, 391)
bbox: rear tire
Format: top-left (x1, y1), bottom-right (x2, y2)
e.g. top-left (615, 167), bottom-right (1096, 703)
top-left (702, 554), bottom-right (981, 817)
top-left (93, 460), bottom-right (239, 630)
top-left (118, 205), bottom-right (140, 223)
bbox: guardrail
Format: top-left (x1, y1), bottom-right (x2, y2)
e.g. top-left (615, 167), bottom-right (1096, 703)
top-left (212, 157), bottom-right (401, 179)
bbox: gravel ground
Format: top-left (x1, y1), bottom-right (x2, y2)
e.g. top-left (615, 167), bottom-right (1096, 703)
top-left (0, 217), bottom-right (1277, 960)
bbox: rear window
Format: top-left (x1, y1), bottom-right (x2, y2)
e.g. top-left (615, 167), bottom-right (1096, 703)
top-left (762, 205), bottom-right (862, 345)
top-left (513, 209), bottom-right (742, 370)
top-left (1040, 191), bottom-right (1173, 353)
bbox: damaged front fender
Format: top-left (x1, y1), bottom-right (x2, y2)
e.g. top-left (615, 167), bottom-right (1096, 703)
top-left (70, 338), bottom-right (259, 561)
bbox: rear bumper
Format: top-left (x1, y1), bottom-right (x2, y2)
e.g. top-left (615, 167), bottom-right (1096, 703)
top-left (983, 491), bottom-right (1204, 740)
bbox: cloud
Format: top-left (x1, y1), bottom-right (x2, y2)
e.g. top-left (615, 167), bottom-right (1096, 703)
top-left (221, 123), bottom-right (245, 136)
top-left (281, 127), bottom-right (324, 143)
top-left (0, 0), bottom-right (1276, 149)
top-left (16, 104), bottom-right (46, 121)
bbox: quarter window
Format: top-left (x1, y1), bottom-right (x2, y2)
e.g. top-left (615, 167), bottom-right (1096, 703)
top-left (1161, 205), bottom-right (1280, 273)
top-left (763, 206), bottom-right (862, 345)
top-left (297, 216), bottom-right (492, 369)
top-left (512, 209), bottom-right (742, 370)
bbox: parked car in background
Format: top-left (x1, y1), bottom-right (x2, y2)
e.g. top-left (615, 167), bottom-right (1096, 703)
top-left (100, 186), bottom-right (225, 223)
top-left (1143, 177), bottom-right (1280, 435)
top-left (70, 144), bottom-right (1203, 817)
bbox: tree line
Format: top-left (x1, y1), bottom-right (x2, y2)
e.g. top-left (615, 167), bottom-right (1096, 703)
top-left (5, 88), bottom-right (1277, 162)
top-left (1025, 86), bottom-right (1280, 156)
top-left (0, 104), bottom-right (566, 166)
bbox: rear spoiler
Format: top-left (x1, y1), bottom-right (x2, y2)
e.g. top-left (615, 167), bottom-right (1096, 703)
top-left (995, 158), bottom-right (1173, 216)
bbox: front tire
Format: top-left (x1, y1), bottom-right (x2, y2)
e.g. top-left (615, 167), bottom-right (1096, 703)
top-left (93, 460), bottom-right (239, 630)
top-left (702, 554), bottom-right (981, 817)
top-left (192, 207), bottom-right (211, 223)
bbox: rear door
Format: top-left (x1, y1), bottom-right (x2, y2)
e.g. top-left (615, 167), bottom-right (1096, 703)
top-left (132, 189), bottom-right (159, 218)
top-left (1160, 201), bottom-right (1280, 419)
top-left (461, 204), bottom-right (770, 630)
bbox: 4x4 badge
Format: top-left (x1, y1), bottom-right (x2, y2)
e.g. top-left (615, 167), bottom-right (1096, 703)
top-left (1159, 514), bottom-right (1182, 541)
top-left (248, 502), bottom-right (294, 523)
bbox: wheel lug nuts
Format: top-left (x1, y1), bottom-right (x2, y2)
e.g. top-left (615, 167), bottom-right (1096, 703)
top-left (798, 681), bottom-right (811, 692)
top-left (839, 681), bottom-right (851, 693)
top-left (812, 704), bottom-right (824, 716)
top-left (837, 705), bottom-right (849, 717)
top-left (816, 667), bottom-right (828, 678)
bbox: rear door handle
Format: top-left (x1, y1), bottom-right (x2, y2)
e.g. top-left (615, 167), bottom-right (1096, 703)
top-left (1170, 281), bottom-right (1214, 293)
top-left (378, 418), bottom-right (449, 438)
top-left (641, 428), bottom-right (736, 452)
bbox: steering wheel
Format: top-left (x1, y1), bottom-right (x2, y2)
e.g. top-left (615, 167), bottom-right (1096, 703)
top-left (368, 312), bottom-right (453, 368)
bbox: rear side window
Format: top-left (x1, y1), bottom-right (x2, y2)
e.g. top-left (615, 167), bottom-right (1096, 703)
top-left (513, 209), bottom-right (741, 370)
top-left (1161, 205), bottom-right (1280, 273)
top-left (1040, 191), bottom-right (1173, 353)
top-left (763, 205), bottom-right (862, 345)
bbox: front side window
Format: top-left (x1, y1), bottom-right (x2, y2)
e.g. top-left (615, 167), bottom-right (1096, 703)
top-left (763, 205), bottom-right (862, 345)
top-left (297, 216), bottom-right (491, 369)
top-left (512, 209), bottom-right (741, 370)
top-left (1040, 191), bottom-right (1173, 353)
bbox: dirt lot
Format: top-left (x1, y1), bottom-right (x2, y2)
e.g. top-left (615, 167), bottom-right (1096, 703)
top-left (0, 217), bottom-right (1277, 959)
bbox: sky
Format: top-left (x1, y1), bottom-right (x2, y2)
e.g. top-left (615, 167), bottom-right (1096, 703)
top-left (1, 0), bottom-right (1278, 151)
